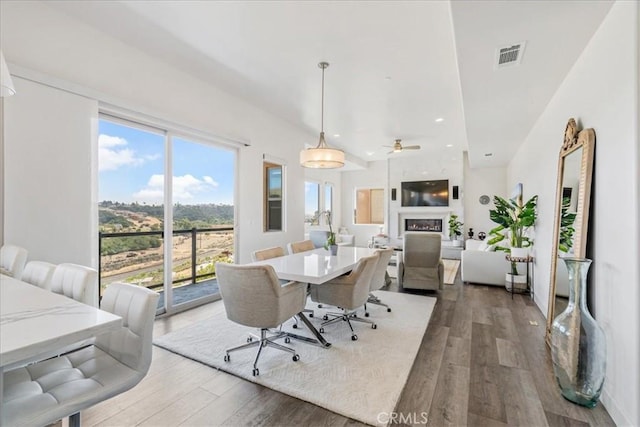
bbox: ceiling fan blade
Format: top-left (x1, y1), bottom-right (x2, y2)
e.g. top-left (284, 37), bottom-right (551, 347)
top-left (382, 145), bottom-right (394, 148)
top-left (404, 145), bottom-right (421, 150)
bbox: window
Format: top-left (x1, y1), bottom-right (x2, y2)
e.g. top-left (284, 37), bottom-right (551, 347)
top-left (264, 162), bottom-right (283, 231)
top-left (305, 181), bottom-right (320, 225)
top-left (325, 183), bottom-right (333, 216)
top-left (355, 188), bottom-right (384, 224)
top-left (304, 181), bottom-right (333, 227)
top-left (98, 115), bottom-right (236, 314)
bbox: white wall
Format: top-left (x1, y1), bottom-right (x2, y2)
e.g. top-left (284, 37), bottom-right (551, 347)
top-left (4, 78), bottom-right (98, 267)
top-left (1, 1), bottom-right (316, 264)
top-left (507, 2), bottom-right (639, 424)
top-left (463, 152), bottom-right (506, 241)
top-left (388, 154), bottom-right (464, 242)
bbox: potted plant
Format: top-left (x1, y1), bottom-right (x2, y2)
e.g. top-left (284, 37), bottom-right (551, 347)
top-left (323, 211), bottom-right (338, 255)
top-left (488, 192), bottom-right (538, 288)
top-left (558, 196), bottom-right (577, 255)
top-left (448, 214), bottom-right (463, 247)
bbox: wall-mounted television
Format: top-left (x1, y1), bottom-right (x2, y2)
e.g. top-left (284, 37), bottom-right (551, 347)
top-left (401, 179), bottom-right (449, 207)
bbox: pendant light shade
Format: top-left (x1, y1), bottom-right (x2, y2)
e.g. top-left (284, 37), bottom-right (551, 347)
top-left (0, 50), bottom-right (16, 97)
top-left (300, 62), bottom-right (344, 169)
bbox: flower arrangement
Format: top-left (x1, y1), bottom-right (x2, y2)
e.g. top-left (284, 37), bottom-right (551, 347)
top-left (323, 210), bottom-right (336, 250)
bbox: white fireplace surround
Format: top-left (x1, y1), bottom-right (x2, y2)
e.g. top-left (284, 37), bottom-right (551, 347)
top-left (398, 212), bottom-right (453, 239)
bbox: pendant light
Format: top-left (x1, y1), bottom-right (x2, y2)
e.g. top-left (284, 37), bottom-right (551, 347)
top-left (300, 62), bottom-right (344, 168)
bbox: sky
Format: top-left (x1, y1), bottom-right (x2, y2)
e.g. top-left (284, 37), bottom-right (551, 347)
top-left (99, 119), bottom-right (235, 205)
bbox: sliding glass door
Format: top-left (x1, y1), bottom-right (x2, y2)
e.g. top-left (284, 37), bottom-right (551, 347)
top-left (98, 116), bottom-right (236, 314)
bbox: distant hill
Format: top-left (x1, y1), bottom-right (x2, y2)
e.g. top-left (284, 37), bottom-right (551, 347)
top-left (99, 201), bottom-right (234, 231)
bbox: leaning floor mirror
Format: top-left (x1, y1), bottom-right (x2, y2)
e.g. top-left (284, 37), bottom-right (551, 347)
top-left (545, 118), bottom-right (595, 344)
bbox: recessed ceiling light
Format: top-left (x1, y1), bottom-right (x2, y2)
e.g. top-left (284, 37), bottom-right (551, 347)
top-left (435, 117), bottom-right (444, 123)
top-left (366, 151), bottom-right (375, 156)
top-left (485, 153), bottom-right (493, 157)
top-left (446, 144), bottom-right (453, 148)
top-left (385, 76), bottom-right (392, 81)
top-left (333, 134), bottom-right (340, 138)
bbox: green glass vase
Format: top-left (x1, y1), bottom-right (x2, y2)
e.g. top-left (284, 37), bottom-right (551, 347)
top-left (550, 258), bottom-right (606, 408)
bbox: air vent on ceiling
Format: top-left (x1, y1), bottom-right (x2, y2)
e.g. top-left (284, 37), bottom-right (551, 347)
top-left (495, 41), bottom-right (526, 68)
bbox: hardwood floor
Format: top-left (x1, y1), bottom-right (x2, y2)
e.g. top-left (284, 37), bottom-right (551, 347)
top-left (81, 270), bottom-right (615, 426)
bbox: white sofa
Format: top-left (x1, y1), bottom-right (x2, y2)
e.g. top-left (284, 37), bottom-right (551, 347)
top-left (461, 240), bottom-right (511, 286)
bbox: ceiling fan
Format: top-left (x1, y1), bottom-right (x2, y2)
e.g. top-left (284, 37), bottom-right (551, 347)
top-left (385, 139), bottom-right (421, 154)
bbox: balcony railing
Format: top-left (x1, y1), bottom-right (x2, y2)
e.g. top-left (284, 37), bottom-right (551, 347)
top-left (99, 227), bottom-right (234, 297)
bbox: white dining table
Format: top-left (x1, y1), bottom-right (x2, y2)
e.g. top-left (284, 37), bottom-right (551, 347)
top-left (249, 246), bottom-right (378, 284)
top-left (0, 274), bottom-right (122, 417)
top-left (248, 246), bottom-right (378, 347)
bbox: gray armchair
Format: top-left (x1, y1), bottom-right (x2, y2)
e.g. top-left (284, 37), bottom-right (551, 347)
top-left (215, 263), bottom-right (306, 376)
top-left (310, 253), bottom-right (379, 341)
top-left (398, 232), bottom-right (444, 290)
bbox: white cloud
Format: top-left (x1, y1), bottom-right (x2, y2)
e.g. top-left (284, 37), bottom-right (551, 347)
top-left (98, 134), bottom-right (158, 172)
top-left (133, 174), bottom-right (220, 203)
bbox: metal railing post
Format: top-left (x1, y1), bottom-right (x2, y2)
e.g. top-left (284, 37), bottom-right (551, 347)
top-left (191, 227), bottom-right (197, 284)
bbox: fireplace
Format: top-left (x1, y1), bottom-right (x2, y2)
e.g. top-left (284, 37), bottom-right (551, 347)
top-left (405, 218), bottom-right (443, 232)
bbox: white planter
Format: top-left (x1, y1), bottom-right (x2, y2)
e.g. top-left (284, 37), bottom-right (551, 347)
top-left (452, 239), bottom-right (464, 247)
top-left (510, 247), bottom-right (529, 259)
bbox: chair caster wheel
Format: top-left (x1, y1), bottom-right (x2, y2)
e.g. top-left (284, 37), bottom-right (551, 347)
top-left (372, 324), bottom-right (377, 329)
top-left (387, 308), bottom-right (392, 312)
top-left (322, 315), bottom-right (328, 321)
top-left (309, 313), bottom-right (314, 318)
top-left (285, 337), bottom-right (291, 343)
top-left (252, 368), bottom-right (259, 376)
top-left (319, 327), bottom-right (325, 333)
top-left (318, 304), bottom-right (323, 308)
top-left (292, 324), bottom-right (298, 329)
top-left (292, 354), bottom-right (300, 362)
top-left (364, 312), bottom-right (370, 317)
top-left (351, 335), bottom-right (358, 341)
top-left (247, 337), bottom-right (253, 343)
top-left (224, 354), bottom-right (230, 362)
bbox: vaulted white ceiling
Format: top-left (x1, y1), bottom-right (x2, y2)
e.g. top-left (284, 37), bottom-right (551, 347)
top-left (44, 1), bottom-right (614, 168)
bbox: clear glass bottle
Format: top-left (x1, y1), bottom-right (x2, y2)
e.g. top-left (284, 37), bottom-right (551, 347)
top-left (550, 258), bottom-right (606, 408)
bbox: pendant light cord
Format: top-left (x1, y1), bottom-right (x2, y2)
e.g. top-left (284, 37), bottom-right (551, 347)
top-left (320, 65), bottom-right (325, 133)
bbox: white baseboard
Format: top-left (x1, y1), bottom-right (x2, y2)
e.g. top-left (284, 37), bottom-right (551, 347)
top-left (600, 388), bottom-right (634, 426)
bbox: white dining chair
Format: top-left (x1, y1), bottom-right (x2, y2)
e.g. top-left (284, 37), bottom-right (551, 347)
top-left (364, 248), bottom-right (395, 316)
top-left (1, 283), bottom-right (159, 427)
top-left (0, 244), bottom-right (28, 280)
top-left (251, 246), bottom-right (285, 262)
top-left (310, 253), bottom-right (380, 341)
top-left (50, 263), bottom-right (98, 307)
top-left (216, 263), bottom-right (306, 376)
top-left (21, 260), bottom-right (56, 290)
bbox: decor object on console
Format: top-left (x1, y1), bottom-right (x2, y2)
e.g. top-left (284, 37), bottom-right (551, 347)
top-left (477, 231), bottom-right (486, 241)
top-left (546, 118), bottom-right (595, 344)
top-left (448, 214), bottom-right (463, 247)
top-left (551, 258), bottom-right (605, 408)
top-left (299, 62), bottom-right (344, 169)
top-left (467, 227), bottom-right (474, 239)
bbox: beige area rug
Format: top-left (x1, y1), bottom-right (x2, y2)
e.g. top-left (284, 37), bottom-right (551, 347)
top-left (154, 291), bottom-right (436, 426)
top-left (387, 259), bottom-right (460, 285)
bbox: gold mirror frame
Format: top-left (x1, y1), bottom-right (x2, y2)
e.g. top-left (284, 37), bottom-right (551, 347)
top-left (545, 118), bottom-right (595, 344)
